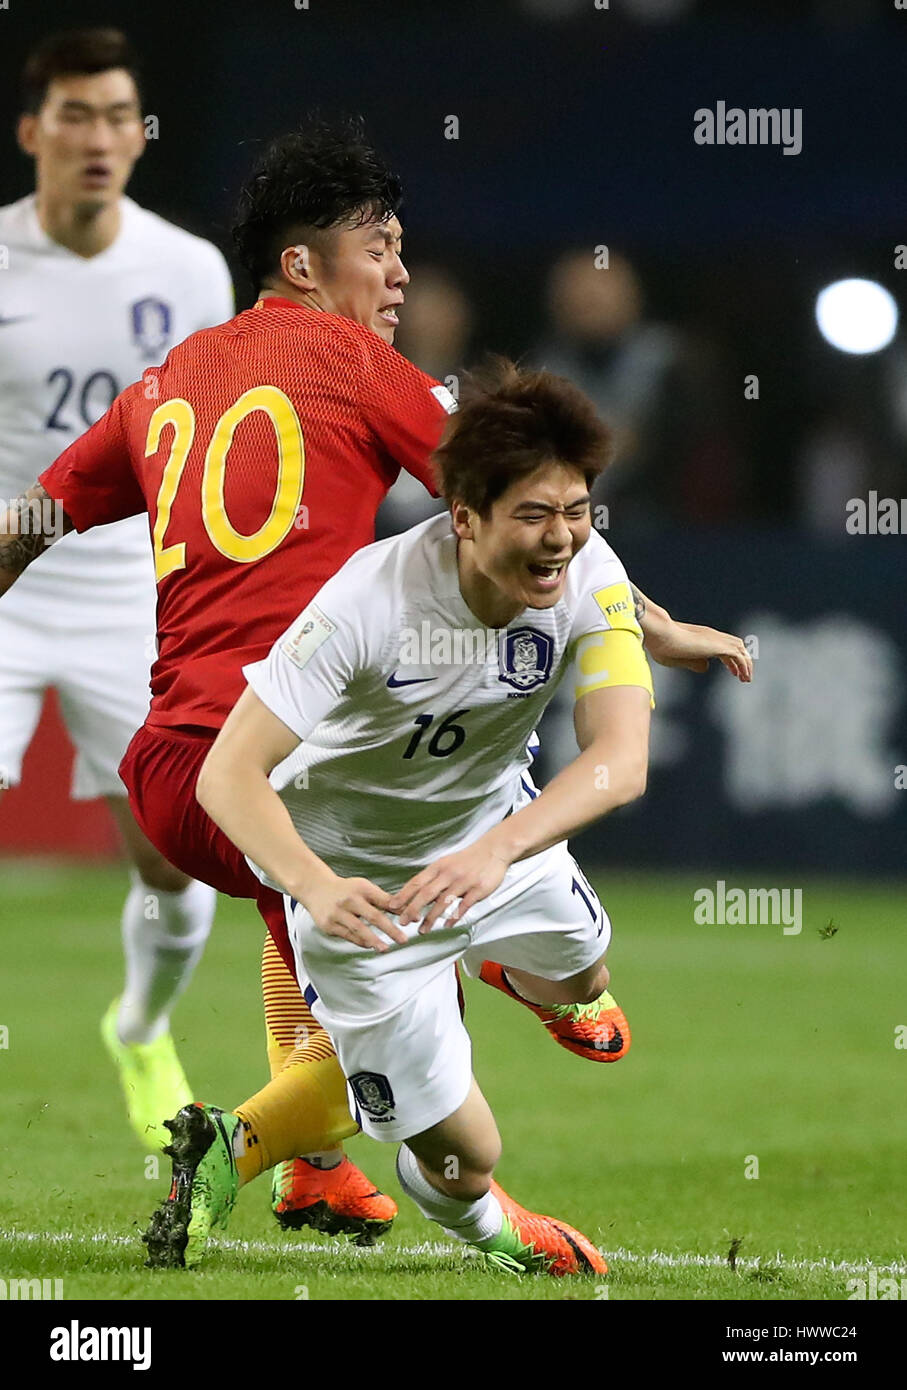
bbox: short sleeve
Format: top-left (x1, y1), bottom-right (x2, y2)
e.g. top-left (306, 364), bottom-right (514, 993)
top-left (242, 597), bottom-right (359, 742)
top-left (569, 548), bottom-right (643, 646)
top-left (356, 332), bottom-right (454, 496)
top-left (38, 382), bottom-right (145, 530)
top-left (568, 540), bottom-right (653, 703)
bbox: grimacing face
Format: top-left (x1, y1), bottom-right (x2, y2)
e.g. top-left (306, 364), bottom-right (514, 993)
top-left (457, 463), bottom-right (593, 617)
top-left (18, 68), bottom-right (145, 213)
top-left (306, 215), bottom-right (409, 345)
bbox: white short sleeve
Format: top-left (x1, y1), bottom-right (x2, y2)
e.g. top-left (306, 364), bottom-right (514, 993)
top-left (243, 599), bottom-right (358, 742)
top-left (567, 535), bottom-right (643, 646)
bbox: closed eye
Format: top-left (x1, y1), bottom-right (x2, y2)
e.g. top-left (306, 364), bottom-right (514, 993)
top-left (520, 508), bottom-right (589, 523)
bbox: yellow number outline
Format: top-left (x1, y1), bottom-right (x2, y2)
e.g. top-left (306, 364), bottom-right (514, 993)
top-left (202, 386), bottom-right (305, 564)
top-left (148, 398), bottom-right (195, 582)
top-left (147, 387), bottom-right (306, 580)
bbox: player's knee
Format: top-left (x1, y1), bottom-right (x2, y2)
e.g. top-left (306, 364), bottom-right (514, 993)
top-left (455, 1171), bottom-right (495, 1203)
top-left (430, 1157), bottom-right (497, 1203)
top-left (418, 1129), bottom-right (501, 1201)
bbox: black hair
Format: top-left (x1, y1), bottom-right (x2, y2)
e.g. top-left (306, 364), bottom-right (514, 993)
top-left (22, 28), bottom-right (141, 114)
top-left (232, 116), bottom-right (403, 291)
top-left (433, 357), bottom-right (613, 515)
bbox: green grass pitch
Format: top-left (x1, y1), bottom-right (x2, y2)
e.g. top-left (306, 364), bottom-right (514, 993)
top-left (1, 862), bottom-right (905, 1301)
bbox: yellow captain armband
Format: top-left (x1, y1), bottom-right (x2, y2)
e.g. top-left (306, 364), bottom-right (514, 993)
top-left (572, 628), bottom-right (655, 706)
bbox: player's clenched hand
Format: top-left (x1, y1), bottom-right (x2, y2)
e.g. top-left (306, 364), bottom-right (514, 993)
top-left (388, 844), bottom-right (511, 934)
top-left (646, 620), bottom-right (753, 682)
top-left (303, 874), bottom-right (408, 951)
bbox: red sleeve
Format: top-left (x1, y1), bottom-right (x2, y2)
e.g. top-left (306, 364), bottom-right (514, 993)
top-left (38, 381), bottom-right (146, 532)
top-left (356, 333), bottom-right (455, 497)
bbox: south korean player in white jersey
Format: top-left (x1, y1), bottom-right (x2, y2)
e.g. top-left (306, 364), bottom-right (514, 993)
top-left (195, 360), bottom-right (658, 1275)
top-left (0, 29), bottom-right (234, 1148)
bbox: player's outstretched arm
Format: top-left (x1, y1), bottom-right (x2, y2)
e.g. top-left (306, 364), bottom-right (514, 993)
top-left (0, 484), bottom-right (73, 595)
top-left (632, 584), bottom-right (753, 681)
top-left (197, 688), bottom-right (405, 951)
top-left (390, 682), bottom-right (651, 932)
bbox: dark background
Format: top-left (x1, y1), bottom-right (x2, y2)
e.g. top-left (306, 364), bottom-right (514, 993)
top-left (3, 0), bottom-right (905, 519)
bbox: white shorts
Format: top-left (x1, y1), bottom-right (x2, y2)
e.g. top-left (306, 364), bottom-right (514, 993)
top-left (287, 841), bottom-right (610, 1142)
top-left (0, 581), bottom-right (155, 800)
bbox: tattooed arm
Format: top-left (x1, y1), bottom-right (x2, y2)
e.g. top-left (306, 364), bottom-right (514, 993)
top-left (631, 582), bottom-right (752, 683)
top-left (0, 485), bottom-right (73, 596)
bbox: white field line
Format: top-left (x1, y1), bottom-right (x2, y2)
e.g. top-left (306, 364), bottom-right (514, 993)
top-left (1, 1228), bottom-right (905, 1278)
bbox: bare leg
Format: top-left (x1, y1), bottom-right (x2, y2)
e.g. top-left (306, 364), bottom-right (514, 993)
top-left (503, 952), bottom-right (610, 1008)
top-left (105, 795), bottom-right (191, 893)
top-left (405, 1077), bottom-right (501, 1201)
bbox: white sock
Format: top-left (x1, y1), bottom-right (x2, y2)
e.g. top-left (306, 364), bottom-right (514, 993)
top-left (300, 1149), bottom-right (343, 1169)
top-left (396, 1144), bottom-right (503, 1245)
top-left (117, 873), bottom-right (217, 1044)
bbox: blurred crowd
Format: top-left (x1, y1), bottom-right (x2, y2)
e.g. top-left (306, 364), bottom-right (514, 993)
top-left (377, 250), bottom-right (906, 541)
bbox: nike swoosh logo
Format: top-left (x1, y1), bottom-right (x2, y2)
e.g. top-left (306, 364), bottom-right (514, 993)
top-left (0, 314), bottom-right (35, 328)
top-left (386, 672), bottom-right (436, 688)
top-left (574, 1027), bottom-right (625, 1055)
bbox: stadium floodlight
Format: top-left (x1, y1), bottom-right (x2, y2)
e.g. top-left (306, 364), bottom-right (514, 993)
top-left (815, 278), bottom-right (898, 355)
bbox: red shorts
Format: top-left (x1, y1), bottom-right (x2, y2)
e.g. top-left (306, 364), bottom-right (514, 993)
top-left (119, 723), bottom-right (294, 972)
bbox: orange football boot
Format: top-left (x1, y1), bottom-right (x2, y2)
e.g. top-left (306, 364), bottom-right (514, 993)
top-left (271, 1156), bottom-right (397, 1246)
top-left (478, 1179), bottom-right (607, 1277)
top-left (479, 960), bottom-right (630, 1062)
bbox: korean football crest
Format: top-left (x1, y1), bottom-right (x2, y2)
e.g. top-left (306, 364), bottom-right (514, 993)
top-left (131, 297), bottom-right (173, 356)
top-left (498, 627), bottom-right (554, 692)
top-left (349, 1072), bottom-right (396, 1122)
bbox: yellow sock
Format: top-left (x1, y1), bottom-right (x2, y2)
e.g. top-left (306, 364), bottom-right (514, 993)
top-left (236, 935), bottom-right (357, 1186)
top-left (261, 931), bottom-right (325, 1079)
top-left (234, 1053), bottom-right (358, 1186)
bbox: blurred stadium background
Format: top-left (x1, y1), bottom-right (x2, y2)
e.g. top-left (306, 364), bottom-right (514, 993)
top-left (1, 0), bottom-right (905, 1301)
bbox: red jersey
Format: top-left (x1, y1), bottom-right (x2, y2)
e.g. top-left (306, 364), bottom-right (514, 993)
top-left (39, 298), bottom-right (451, 732)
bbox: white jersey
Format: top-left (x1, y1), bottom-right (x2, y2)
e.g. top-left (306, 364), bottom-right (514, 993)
top-left (244, 512), bottom-right (651, 891)
top-left (0, 193), bottom-right (234, 610)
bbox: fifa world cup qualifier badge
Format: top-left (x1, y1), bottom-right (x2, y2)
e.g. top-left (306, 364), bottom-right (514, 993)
top-left (592, 582), bottom-right (641, 634)
top-left (281, 604), bottom-right (337, 669)
top-left (498, 627), bottom-right (554, 692)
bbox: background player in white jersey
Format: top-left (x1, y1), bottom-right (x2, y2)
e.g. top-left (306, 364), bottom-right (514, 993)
top-left (175, 361), bottom-right (655, 1275)
top-left (0, 29), bottom-right (234, 1147)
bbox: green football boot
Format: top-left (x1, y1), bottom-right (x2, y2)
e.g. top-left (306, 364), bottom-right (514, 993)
top-left (101, 999), bottom-right (193, 1150)
top-left (142, 1103), bottom-right (240, 1268)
